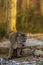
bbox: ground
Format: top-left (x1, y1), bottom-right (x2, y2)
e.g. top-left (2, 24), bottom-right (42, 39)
top-left (0, 36), bottom-right (43, 62)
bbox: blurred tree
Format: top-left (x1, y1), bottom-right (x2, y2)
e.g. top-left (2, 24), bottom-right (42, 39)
top-left (7, 0), bottom-right (17, 33)
top-left (0, 0), bottom-right (7, 38)
top-left (17, 0), bottom-right (43, 33)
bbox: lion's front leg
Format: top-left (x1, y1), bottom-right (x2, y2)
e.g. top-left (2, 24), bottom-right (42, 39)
top-left (17, 48), bottom-right (22, 57)
top-left (8, 47), bottom-right (13, 59)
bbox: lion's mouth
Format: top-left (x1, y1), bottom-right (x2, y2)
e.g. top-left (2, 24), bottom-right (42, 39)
top-left (22, 40), bottom-right (26, 42)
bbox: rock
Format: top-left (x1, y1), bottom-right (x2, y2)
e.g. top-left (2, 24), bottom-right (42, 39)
top-left (24, 38), bottom-right (43, 46)
top-left (36, 46), bottom-right (43, 50)
top-left (22, 48), bottom-right (30, 56)
top-left (21, 62), bottom-right (31, 65)
top-left (34, 50), bottom-right (43, 57)
top-left (0, 40), bottom-right (11, 48)
top-left (22, 48), bottom-right (34, 56)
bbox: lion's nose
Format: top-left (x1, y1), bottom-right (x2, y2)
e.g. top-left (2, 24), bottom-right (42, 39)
top-left (22, 40), bottom-right (26, 42)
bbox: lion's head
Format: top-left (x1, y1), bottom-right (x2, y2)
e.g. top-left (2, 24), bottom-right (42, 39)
top-left (9, 32), bottom-right (27, 49)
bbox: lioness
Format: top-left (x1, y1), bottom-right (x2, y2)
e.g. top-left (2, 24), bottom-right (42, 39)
top-left (8, 32), bottom-right (27, 59)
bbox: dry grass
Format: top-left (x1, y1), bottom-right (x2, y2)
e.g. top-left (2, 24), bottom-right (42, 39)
top-left (26, 33), bottom-right (43, 37)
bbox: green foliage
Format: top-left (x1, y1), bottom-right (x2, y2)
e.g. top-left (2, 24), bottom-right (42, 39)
top-left (0, 22), bottom-right (7, 38)
top-left (17, 5), bottom-right (43, 33)
top-left (17, 13), bottom-right (43, 33)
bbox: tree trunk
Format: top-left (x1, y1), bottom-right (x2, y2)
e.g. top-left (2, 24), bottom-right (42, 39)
top-left (7, 0), bottom-right (17, 33)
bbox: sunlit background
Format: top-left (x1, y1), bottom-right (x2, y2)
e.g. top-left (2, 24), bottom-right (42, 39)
top-left (0, 0), bottom-right (43, 38)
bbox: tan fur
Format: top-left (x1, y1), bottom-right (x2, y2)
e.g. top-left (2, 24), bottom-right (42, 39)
top-left (8, 32), bottom-right (26, 59)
